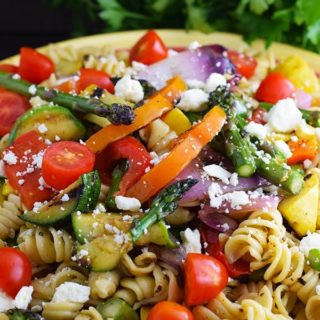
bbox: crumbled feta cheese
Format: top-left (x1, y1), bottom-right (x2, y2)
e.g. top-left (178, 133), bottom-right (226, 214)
top-left (181, 228), bottom-right (202, 254)
top-left (205, 73), bottom-right (227, 92)
top-left (29, 96), bottom-right (47, 107)
top-left (114, 75), bottom-right (144, 103)
top-left (28, 85), bottom-right (37, 95)
top-left (0, 290), bottom-right (14, 312)
top-left (168, 49), bottom-right (178, 57)
top-left (188, 41), bottom-right (201, 50)
top-left (12, 73), bottom-right (20, 80)
top-left (224, 191), bottom-right (250, 209)
top-left (203, 164), bottom-right (231, 184)
top-left (303, 159), bottom-right (313, 169)
top-left (115, 195), bottom-right (141, 211)
top-left (14, 286), bottom-right (33, 309)
top-left (266, 98), bottom-right (302, 133)
top-left (291, 135), bottom-right (298, 142)
top-left (229, 173), bottom-right (239, 186)
top-left (55, 135), bottom-right (61, 141)
top-left (61, 194), bottom-right (69, 202)
top-left (3, 150), bottom-right (17, 165)
top-left (18, 179), bottom-right (25, 185)
top-left (52, 282), bottom-right (90, 303)
top-left (177, 89), bottom-right (209, 112)
top-left (299, 232), bottom-right (320, 257)
top-left (131, 61), bottom-right (147, 72)
top-left (274, 140), bottom-right (292, 159)
top-left (244, 122), bottom-right (267, 140)
top-left (37, 123), bottom-right (48, 133)
top-left (186, 79), bottom-right (205, 89)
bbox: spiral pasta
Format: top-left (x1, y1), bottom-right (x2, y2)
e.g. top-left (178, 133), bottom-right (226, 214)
top-left (18, 226), bottom-right (73, 265)
top-left (88, 270), bottom-right (121, 300)
top-left (74, 307), bottom-right (103, 320)
top-left (0, 194), bottom-right (23, 240)
top-left (139, 119), bottom-right (177, 155)
top-left (42, 302), bottom-right (83, 320)
top-left (305, 295), bottom-right (320, 320)
top-left (224, 210), bottom-right (285, 264)
top-left (120, 252), bottom-right (158, 276)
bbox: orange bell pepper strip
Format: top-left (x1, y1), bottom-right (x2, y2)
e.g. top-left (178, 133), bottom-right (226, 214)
top-left (126, 106), bottom-right (226, 203)
top-left (287, 137), bottom-right (318, 165)
top-left (85, 76), bottom-right (187, 153)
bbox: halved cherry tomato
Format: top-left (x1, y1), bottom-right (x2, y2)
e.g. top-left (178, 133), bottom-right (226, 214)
top-left (18, 47), bottom-right (54, 84)
top-left (55, 79), bottom-right (80, 93)
top-left (0, 64), bottom-right (18, 73)
top-left (250, 107), bottom-right (267, 125)
top-left (0, 247), bottom-right (32, 297)
top-left (227, 50), bottom-right (257, 79)
top-left (78, 68), bottom-right (114, 93)
top-left (147, 301), bottom-right (194, 320)
top-left (255, 72), bottom-right (295, 104)
top-left (95, 136), bottom-right (152, 193)
top-left (0, 89), bottom-right (30, 135)
top-left (3, 131), bottom-right (53, 209)
top-left (42, 141), bottom-right (95, 190)
top-left (130, 30), bottom-right (168, 65)
top-left (184, 253), bottom-right (228, 306)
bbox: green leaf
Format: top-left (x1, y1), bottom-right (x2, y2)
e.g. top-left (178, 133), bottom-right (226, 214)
top-left (236, 0), bottom-right (275, 15)
top-left (306, 21), bottom-right (320, 48)
top-left (295, 0), bottom-right (320, 25)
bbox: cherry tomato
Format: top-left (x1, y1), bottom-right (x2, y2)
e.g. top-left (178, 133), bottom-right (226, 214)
top-left (0, 90), bottom-right (30, 135)
top-left (0, 64), bottom-right (18, 73)
top-left (184, 253), bottom-right (228, 306)
top-left (255, 72), bottom-right (295, 104)
top-left (227, 50), bottom-right (257, 79)
top-left (3, 131), bottom-right (53, 209)
top-left (79, 68), bottom-right (114, 93)
top-left (95, 136), bottom-right (152, 194)
top-left (0, 247), bottom-right (32, 297)
top-left (250, 107), bottom-right (267, 125)
top-left (18, 47), bottom-right (54, 84)
top-left (130, 30), bottom-right (168, 65)
top-left (147, 301), bottom-right (194, 320)
top-left (42, 141), bottom-right (95, 190)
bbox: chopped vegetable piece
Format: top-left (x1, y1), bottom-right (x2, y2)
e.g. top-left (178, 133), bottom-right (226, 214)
top-left (3, 131), bottom-right (53, 209)
top-left (0, 89), bottom-right (30, 136)
top-left (42, 141), bottom-right (95, 190)
top-left (227, 50), bottom-right (257, 78)
top-left (255, 72), bottom-right (295, 104)
top-left (130, 178), bottom-right (197, 242)
top-left (287, 137), bottom-right (317, 165)
top-left (161, 108), bottom-right (192, 135)
top-left (147, 301), bottom-right (194, 320)
top-left (126, 106), bottom-right (226, 202)
top-left (0, 247), bottom-right (32, 297)
top-left (279, 172), bottom-right (318, 236)
top-left (18, 47), bottom-right (54, 84)
top-left (79, 68), bottom-right (114, 93)
top-left (97, 298), bottom-right (139, 320)
top-left (129, 30), bottom-right (168, 65)
top-left (0, 71), bottom-right (135, 124)
top-left (308, 248), bottom-right (320, 271)
top-left (86, 76), bottom-right (187, 153)
top-left (0, 64), bottom-right (18, 73)
top-left (184, 253), bottom-right (228, 306)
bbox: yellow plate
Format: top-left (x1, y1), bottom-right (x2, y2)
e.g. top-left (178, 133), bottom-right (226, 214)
top-left (2, 29), bottom-right (320, 71)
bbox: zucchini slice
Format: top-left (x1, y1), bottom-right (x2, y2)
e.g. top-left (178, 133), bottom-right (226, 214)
top-left (97, 298), bottom-right (139, 320)
top-left (8, 105), bottom-right (86, 144)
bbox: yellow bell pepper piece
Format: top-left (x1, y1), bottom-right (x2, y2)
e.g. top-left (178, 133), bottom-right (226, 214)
top-left (161, 108), bottom-right (192, 135)
top-left (275, 55), bottom-right (319, 93)
top-left (279, 172), bottom-right (318, 236)
top-left (2, 182), bottom-right (14, 197)
top-left (140, 307), bottom-right (151, 320)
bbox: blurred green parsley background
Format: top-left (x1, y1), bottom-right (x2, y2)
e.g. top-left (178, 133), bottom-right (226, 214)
top-left (45, 0), bottom-right (320, 53)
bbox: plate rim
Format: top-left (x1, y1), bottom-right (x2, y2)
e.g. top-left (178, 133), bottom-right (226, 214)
top-left (2, 29), bottom-right (320, 71)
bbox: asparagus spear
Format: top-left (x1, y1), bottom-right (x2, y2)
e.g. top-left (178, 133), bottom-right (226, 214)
top-left (130, 178), bottom-right (197, 242)
top-left (210, 86), bottom-right (256, 177)
top-left (105, 159), bottom-right (130, 210)
top-left (0, 71), bottom-right (135, 125)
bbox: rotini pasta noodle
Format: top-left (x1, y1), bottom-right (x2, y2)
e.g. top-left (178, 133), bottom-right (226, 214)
top-left (120, 252), bottom-right (157, 276)
top-left (74, 307), bottom-right (103, 320)
top-left (42, 302), bottom-right (83, 320)
top-left (18, 226), bottom-right (73, 265)
top-left (305, 295), bottom-right (320, 320)
top-left (88, 270), bottom-right (121, 299)
top-left (0, 194), bottom-right (23, 240)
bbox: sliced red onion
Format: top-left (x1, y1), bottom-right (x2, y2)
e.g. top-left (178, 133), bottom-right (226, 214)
top-left (137, 45), bottom-right (236, 89)
top-left (295, 89), bottom-right (312, 109)
top-left (198, 211), bottom-right (238, 233)
top-left (200, 193), bottom-right (280, 215)
top-left (147, 244), bottom-right (186, 271)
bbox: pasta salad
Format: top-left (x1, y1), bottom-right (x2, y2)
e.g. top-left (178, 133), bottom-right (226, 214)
top-left (0, 30), bottom-right (319, 320)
